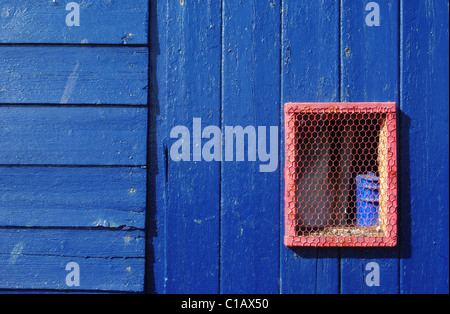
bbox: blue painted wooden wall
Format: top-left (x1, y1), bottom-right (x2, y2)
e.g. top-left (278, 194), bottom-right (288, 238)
top-left (0, 0), bottom-right (448, 294)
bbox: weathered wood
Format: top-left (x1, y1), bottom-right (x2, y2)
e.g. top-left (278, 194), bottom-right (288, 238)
top-left (0, 47), bottom-right (148, 105)
top-left (220, 0), bottom-right (280, 294)
top-left (339, 0), bottom-right (400, 294)
top-left (0, 229), bottom-right (145, 291)
top-left (0, 0), bottom-right (148, 44)
top-left (0, 0), bottom-right (447, 295)
top-left (0, 167), bottom-right (146, 229)
top-left (153, 0), bottom-right (222, 294)
top-left (0, 1), bottom-right (149, 294)
top-left (400, 0), bottom-right (449, 294)
top-left (280, 0), bottom-right (340, 294)
top-left (0, 106), bottom-right (147, 165)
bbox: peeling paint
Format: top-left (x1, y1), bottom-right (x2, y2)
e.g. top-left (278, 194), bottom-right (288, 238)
top-left (8, 242), bottom-right (25, 264)
top-left (121, 33), bottom-right (135, 44)
top-left (123, 235), bottom-right (132, 244)
top-left (60, 61), bottom-right (80, 104)
top-left (92, 219), bottom-right (120, 228)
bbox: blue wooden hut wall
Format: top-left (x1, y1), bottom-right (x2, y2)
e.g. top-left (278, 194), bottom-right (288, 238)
top-left (0, 0), bottom-right (448, 294)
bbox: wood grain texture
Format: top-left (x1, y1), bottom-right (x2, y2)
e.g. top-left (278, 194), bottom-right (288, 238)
top-left (400, 0), bottom-right (449, 294)
top-left (280, 0), bottom-right (340, 294)
top-left (0, 106), bottom-right (147, 165)
top-left (339, 0), bottom-right (400, 294)
top-left (220, 0), bottom-right (280, 294)
top-left (0, 47), bottom-right (148, 105)
top-left (0, 167), bottom-right (146, 229)
top-left (0, 229), bottom-right (145, 291)
top-left (0, 0), bottom-right (148, 44)
top-left (0, 0), bottom-right (447, 295)
top-left (0, 2), bottom-right (149, 294)
top-left (151, 0), bottom-right (222, 294)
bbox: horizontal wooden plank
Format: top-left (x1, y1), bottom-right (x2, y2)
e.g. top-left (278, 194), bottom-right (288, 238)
top-left (0, 0), bottom-right (148, 44)
top-left (0, 229), bottom-right (145, 257)
top-left (0, 47), bottom-right (148, 104)
top-left (0, 106), bottom-right (147, 165)
top-left (0, 229), bottom-right (145, 291)
top-left (0, 255), bottom-right (145, 292)
top-left (0, 167), bottom-right (146, 229)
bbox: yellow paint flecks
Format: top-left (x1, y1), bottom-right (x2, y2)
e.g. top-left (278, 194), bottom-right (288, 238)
top-left (124, 235), bottom-right (132, 244)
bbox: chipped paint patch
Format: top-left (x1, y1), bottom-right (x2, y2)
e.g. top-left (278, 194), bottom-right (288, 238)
top-left (8, 242), bottom-right (25, 264)
top-left (121, 33), bottom-right (135, 44)
top-left (92, 218), bottom-right (119, 228)
top-left (60, 61), bottom-right (80, 104)
top-left (1, 7), bottom-right (11, 18)
top-left (123, 235), bottom-right (132, 244)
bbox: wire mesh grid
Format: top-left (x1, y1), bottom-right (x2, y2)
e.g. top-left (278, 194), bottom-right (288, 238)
top-left (284, 103), bottom-right (397, 247)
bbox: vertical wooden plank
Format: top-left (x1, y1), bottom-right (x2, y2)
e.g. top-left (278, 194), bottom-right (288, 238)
top-left (220, 0), bottom-right (280, 294)
top-left (158, 0), bottom-right (222, 294)
top-left (340, 0), bottom-right (400, 294)
top-left (400, 0), bottom-right (449, 293)
top-left (280, 0), bottom-right (340, 294)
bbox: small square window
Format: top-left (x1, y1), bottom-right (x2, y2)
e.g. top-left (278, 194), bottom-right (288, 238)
top-left (284, 102), bottom-right (398, 247)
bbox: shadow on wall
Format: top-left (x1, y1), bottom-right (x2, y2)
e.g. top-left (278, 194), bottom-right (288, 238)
top-left (145, 0), bottom-right (159, 294)
top-left (287, 110), bottom-right (411, 260)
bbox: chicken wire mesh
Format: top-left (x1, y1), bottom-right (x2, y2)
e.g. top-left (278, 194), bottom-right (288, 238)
top-left (284, 103), bottom-right (397, 247)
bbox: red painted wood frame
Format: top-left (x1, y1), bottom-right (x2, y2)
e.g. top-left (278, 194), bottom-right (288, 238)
top-left (284, 102), bottom-right (398, 247)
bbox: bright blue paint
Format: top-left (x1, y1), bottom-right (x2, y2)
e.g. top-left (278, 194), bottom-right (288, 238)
top-left (0, 0), bottom-right (448, 294)
top-left (0, 107), bottom-right (148, 292)
top-left (0, 47), bottom-right (148, 105)
top-left (150, 0), bottom-right (222, 294)
top-left (0, 106), bottom-right (147, 165)
top-left (0, 0), bottom-right (148, 44)
top-left (220, 0), bottom-right (280, 294)
top-left (339, 0), bottom-right (400, 294)
top-left (0, 229), bottom-right (145, 258)
top-left (0, 229), bottom-right (145, 291)
top-left (0, 255), bottom-right (145, 292)
top-left (0, 167), bottom-right (146, 229)
top-left (280, 0), bottom-right (340, 294)
top-left (400, 0), bottom-right (449, 294)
